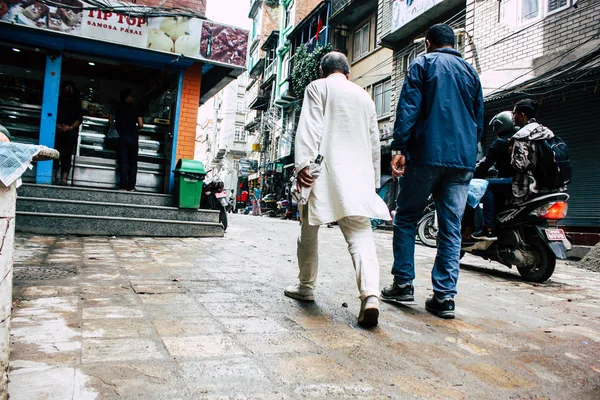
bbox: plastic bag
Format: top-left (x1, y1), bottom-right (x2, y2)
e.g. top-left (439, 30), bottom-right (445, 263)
top-left (291, 161), bottom-right (323, 205)
top-left (467, 178), bottom-right (489, 208)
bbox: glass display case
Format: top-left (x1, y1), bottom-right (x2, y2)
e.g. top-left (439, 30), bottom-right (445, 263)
top-left (72, 116), bottom-right (171, 192)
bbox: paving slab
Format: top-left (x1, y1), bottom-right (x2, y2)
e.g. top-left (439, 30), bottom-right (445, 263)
top-left (7, 214), bottom-right (600, 399)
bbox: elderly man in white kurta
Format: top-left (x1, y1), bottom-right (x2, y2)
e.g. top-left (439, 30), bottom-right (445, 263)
top-left (284, 52), bottom-right (391, 327)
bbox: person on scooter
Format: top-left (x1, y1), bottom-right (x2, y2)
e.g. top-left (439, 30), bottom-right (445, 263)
top-left (471, 111), bottom-right (517, 241)
top-left (509, 99), bottom-right (559, 201)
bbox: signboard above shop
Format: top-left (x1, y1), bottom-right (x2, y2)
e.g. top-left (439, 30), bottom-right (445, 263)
top-left (0, 0), bottom-right (248, 68)
top-left (392, 0), bottom-right (444, 32)
top-left (382, 0), bottom-right (462, 48)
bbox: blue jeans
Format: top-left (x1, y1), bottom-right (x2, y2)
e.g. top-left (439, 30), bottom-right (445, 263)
top-left (481, 178), bottom-right (513, 228)
top-left (392, 165), bottom-right (473, 298)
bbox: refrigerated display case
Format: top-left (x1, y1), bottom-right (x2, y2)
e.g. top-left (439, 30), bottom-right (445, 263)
top-left (72, 116), bottom-right (171, 192)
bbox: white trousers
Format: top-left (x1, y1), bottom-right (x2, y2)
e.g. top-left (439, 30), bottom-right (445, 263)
top-left (296, 204), bottom-right (380, 300)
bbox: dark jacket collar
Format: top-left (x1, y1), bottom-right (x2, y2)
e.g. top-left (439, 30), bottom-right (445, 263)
top-left (432, 48), bottom-right (463, 58)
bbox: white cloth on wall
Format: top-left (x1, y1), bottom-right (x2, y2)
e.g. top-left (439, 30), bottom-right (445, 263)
top-left (294, 73), bottom-right (391, 226)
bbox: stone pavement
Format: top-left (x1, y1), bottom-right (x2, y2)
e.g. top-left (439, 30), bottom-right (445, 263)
top-left (7, 214), bottom-right (600, 399)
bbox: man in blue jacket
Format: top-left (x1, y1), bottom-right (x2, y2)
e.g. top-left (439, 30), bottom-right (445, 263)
top-left (381, 24), bottom-right (484, 319)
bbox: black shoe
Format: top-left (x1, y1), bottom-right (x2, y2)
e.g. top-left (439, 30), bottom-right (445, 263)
top-left (381, 282), bottom-right (414, 302)
top-left (471, 228), bottom-right (498, 241)
top-left (425, 295), bottom-right (455, 319)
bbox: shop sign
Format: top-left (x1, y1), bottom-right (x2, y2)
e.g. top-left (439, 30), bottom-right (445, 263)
top-left (1, 0), bottom-right (248, 68)
top-left (275, 163), bottom-right (283, 173)
top-left (392, 0), bottom-right (444, 32)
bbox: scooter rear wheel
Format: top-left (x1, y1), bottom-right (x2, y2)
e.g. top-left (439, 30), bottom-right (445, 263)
top-left (220, 208), bottom-right (228, 231)
top-left (417, 211), bottom-right (437, 248)
top-left (517, 237), bottom-right (556, 283)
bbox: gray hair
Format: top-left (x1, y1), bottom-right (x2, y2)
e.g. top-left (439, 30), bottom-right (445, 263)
top-left (320, 52), bottom-right (350, 76)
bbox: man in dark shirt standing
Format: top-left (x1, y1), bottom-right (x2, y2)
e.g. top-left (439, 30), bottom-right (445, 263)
top-left (471, 111), bottom-right (516, 241)
top-left (381, 24), bottom-right (484, 319)
top-left (114, 88), bottom-right (143, 191)
top-left (54, 81), bottom-right (83, 185)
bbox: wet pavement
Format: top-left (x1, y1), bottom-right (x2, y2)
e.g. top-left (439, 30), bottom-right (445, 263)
top-left (7, 214), bottom-right (600, 399)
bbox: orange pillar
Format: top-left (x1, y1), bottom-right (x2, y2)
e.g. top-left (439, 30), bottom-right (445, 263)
top-left (176, 62), bottom-right (202, 161)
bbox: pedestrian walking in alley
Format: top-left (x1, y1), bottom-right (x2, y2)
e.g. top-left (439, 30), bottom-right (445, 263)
top-left (252, 187), bottom-right (262, 216)
top-left (284, 52), bottom-right (391, 327)
top-left (381, 24), bottom-right (484, 319)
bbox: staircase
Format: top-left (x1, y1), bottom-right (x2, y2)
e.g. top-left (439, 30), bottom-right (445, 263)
top-left (15, 184), bottom-right (224, 237)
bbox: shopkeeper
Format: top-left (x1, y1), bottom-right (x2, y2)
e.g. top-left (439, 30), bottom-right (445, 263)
top-left (54, 81), bottom-right (83, 186)
top-left (114, 88), bottom-right (143, 191)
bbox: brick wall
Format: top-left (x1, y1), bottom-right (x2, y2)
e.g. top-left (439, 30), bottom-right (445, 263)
top-left (261, 3), bottom-right (280, 37)
top-left (138, 0), bottom-right (206, 15)
top-left (377, 0), bottom-right (393, 46)
top-left (176, 63), bottom-right (202, 161)
top-left (295, 0), bottom-right (322, 26)
top-left (464, 0), bottom-right (600, 75)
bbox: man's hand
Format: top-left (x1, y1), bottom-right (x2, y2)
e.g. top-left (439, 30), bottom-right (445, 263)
top-left (56, 124), bottom-right (69, 134)
top-left (297, 166), bottom-right (315, 189)
top-left (391, 154), bottom-right (406, 179)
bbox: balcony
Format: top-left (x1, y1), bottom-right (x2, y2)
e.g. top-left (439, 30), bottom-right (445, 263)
top-left (330, 0), bottom-right (377, 26)
top-left (245, 109), bottom-right (262, 131)
top-left (248, 57), bottom-right (265, 79)
top-left (245, 79), bottom-right (270, 110)
top-left (275, 81), bottom-right (295, 106)
top-left (261, 59), bottom-right (277, 89)
top-left (380, 0), bottom-right (463, 48)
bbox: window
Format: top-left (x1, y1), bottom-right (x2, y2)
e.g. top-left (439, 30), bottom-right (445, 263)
top-left (501, 0), bottom-right (574, 26)
top-left (353, 23), bottom-right (370, 60)
top-left (234, 127), bottom-right (247, 142)
top-left (521, 0), bottom-right (539, 21)
top-left (285, 0), bottom-right (295, 27)
top-left (281, 51), bottom-right (290, 81)
top-left (251, 12), bottom-right (261, 41)
top-left (404, 47), bottom-right (425, 72)
top-left (374, 80), bottom-right (391, 117)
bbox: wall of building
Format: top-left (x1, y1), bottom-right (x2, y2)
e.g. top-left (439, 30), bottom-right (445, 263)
top-left (464, 0), bottom-right (599, 92)
top-left (294, 0), bottom-right (323, 26)
top-left (175, 63), bottom-right (202, 162)
top-left (376, 0), bottom-right (393, 46)
top-left (0, 185), bottom-right (15, 400)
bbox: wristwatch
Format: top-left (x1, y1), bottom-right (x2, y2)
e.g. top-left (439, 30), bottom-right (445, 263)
top-left (391, 149), bottom-right (406, 156)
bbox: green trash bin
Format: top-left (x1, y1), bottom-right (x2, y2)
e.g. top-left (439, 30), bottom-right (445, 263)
top-left (174, 159), bottom-right (206, 209)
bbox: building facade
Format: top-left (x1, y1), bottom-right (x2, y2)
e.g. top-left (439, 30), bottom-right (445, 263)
top-left (464, 0), bottom-right (600, 239)
top-left (204, 74), bottom-right (251, 195)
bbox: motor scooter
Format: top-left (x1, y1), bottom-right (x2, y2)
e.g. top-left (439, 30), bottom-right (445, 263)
top-left (201, 180), bottom-right (228, 231)
top-left (461, 192), bottom-right (571, 282)
top-left (417, 192), bottom-right (571, 282)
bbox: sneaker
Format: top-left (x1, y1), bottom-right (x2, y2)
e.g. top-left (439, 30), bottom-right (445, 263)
top-left (358, 296), bottom-right (379, 327)
top-left (380, 282), bottom-right (414, 302)
top-left (471, 228), bottom-right (498, 241)
top-left (284, 284), bottom-right (315, 302)
top-left (425, 295), bottom-right (455, 319)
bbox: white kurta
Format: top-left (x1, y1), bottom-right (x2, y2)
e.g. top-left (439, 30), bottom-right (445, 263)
top-left (295, 73), bottom-right (391, 226)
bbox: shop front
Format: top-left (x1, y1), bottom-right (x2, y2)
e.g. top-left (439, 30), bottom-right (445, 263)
top-left (0, 0), bottom-right (248, 193)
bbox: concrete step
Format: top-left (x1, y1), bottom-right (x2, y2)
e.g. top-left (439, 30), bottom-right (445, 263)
top-left (15, 212), bottom-right (224, 237)
top-left (17, 184), bottom-right (173, 207)
top-left (17, 197), bottom-right (219, 223)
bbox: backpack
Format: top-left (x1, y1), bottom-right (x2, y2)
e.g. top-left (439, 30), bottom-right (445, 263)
top-left (534, 136), bottom-right (572, 190)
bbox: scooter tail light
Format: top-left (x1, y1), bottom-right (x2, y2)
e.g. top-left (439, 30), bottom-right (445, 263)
top-left (530, 201), bottom-right (568, 220)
